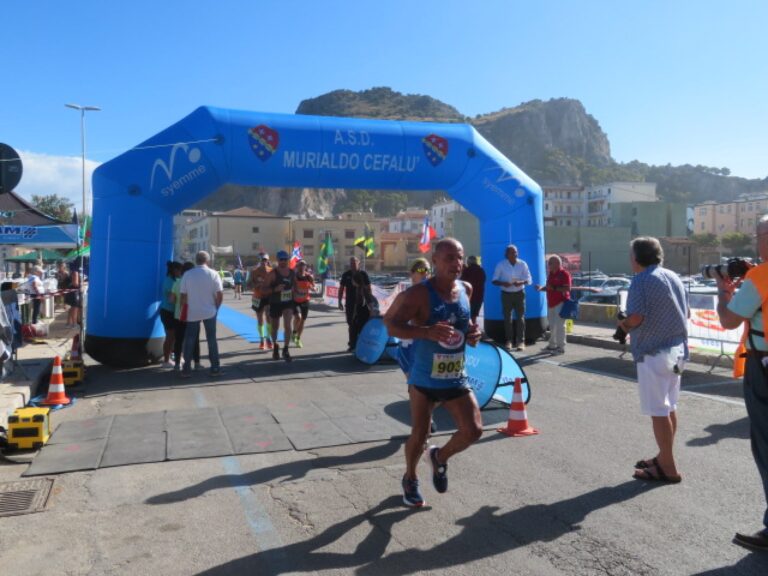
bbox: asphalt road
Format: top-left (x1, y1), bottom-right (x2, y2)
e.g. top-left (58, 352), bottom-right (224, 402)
top-left (1, 294), bottom-right (766, 576)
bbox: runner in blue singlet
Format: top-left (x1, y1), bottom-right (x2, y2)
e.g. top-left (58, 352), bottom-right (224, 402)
top-left (384, 238), bottom-right (483, 508)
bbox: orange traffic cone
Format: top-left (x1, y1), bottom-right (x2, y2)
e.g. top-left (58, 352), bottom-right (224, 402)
top-left (41, 356), bottom-right (71, 406)
top-left (70, 334), bottom-right (81, 361)
top-left (497, 377), bottom-right (538, 437)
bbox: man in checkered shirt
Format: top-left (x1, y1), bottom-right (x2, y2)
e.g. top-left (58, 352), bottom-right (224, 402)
top-left (618, 237), bottom-right (688, 484)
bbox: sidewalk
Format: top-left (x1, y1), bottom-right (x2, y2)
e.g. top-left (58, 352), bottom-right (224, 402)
top-left (566, 321), bottom-right (734, 373)
top-left (0, 303), bottom-right (78, 430)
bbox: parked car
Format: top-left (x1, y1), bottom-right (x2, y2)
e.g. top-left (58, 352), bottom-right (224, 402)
top-left (573, 276), bottom-right (631, 300)
top-left (221, 270), bottom-right (235, 289)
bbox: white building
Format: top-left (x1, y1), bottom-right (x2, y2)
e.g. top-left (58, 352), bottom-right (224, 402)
top-left (430, 199), bottom-right (466, 237)
top-left (388, 208), bottom-right (428, 234)
top-left (585, 182), bottom-right (657, 227)
top-left (543, 182), bottom-right (657, 228)
top-left (543, 186), bottom-right (586, 227)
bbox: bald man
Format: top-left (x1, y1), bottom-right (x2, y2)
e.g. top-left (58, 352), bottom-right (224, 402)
top-left (385, 238), bottom-right (482, 508)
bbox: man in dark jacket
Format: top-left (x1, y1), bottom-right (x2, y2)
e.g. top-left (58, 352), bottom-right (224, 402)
top-left (460, 256), bottom-right (486, 324)
top-left (338, 257), bottom-right (371, 351)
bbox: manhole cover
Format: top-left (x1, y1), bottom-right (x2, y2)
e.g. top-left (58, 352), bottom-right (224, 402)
top-left (0, 478), bottom-right (54, 517)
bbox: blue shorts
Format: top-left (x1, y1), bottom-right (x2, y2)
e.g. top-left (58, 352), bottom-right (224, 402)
top-left (397, 343), bottom-right (415, 375)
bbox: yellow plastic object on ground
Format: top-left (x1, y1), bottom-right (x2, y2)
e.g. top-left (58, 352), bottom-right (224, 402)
top-left (7, 407), bottom-right (51, 451)
top-left (62, 360), bottom-right (85, 386)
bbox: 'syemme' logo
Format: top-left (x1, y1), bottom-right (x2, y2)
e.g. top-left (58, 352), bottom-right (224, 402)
top-left (150, 143), bottom-right (206, 197)
top-left (422, 134), bottom-right (448, 166)
top-left (249, 125), bottom-right (280, 161)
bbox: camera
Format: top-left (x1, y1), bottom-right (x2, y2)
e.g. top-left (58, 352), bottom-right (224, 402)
top-left (700, 257), bottom-right (753, 281)
top-left (613, 311), bottom-right (628, 345)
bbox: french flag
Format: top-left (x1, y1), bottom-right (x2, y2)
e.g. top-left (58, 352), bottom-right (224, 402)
top-left (289, 241), bottom-right (303, 269)
top-left (418, 217), bottom-right (437, 253)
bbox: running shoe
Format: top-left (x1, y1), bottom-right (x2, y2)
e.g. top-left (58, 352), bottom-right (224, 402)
top-left (266, 340), bottom-right (274, 350)
top-left (295, 338), bottom-right (303, 349)
top-left (210, 368), bottom-right (221, 377)
top-left (272, 343), bottom-right (280, 360)
top-left (401, 476), bottom-right (425, 508)
top-left (428, 446), bottom-right (448, 493)
top-left (162, 361), bottom-right (174, 369)
top-left (283, 347), bottom-right (292, 362)
top-left (259, 340), bottom-right (266, 350)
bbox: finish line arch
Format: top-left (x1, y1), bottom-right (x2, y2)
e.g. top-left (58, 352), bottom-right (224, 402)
top-left (87, 107), bottom-right (546, 367)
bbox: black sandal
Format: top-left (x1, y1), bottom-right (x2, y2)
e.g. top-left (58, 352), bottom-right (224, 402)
top-left (633, 458), bottom-right (682, 483)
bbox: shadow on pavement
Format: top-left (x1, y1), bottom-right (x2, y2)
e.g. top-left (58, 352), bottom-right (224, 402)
top-left (192, 480), bottom-right (661, 576)
top-left (687, 416), bottom-right (751, 447)
top-left (81, 351), bottom-right (397, 397)
top-left (146, 439), bottom-right (404, 505)
top-left (690, 554), bottom-right (768, 575)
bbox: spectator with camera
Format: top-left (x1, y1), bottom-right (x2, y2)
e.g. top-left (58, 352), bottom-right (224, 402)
top-left (714, 214), bottom-right (768, 551)
top-left (618, 237), bottom-right (688, 485)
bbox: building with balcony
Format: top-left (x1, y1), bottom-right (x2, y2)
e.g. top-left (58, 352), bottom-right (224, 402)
top-left (430, 199), bottom-right (466, 237)
top-left (693, 193), bottom-right (768, 237)
top-left (543, 186), bottom-right (586, 227)
top-left (291, 214), bottom-right (385, 273)
top-left (176, 207), bottom-right (291, 265)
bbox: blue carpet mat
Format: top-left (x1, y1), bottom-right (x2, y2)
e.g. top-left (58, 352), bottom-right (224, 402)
top-left (218, 305), bottom-right (285, 343)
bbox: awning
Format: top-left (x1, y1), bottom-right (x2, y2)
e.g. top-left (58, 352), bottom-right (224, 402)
top-left (0, 224), bottom-right (79, 248)
top-left (5, 249), bottom-right (66, 263)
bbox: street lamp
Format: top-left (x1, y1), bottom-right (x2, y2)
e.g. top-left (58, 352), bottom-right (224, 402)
top-left (65, 103), bottom-right (100, 347)
top-left (65, 103), bottom-right (100, 217)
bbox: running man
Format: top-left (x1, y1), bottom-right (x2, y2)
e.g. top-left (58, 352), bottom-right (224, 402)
top-left (384, 238), bottom-right (483, 508)
top-left (265, 250), bottom-right (295, 362)
top-left (292, 260), bottom-right (314, 348)
top-left (247, 253), bottom-right (273, 350)
top-left (233, 266), bottom-right (245, 300)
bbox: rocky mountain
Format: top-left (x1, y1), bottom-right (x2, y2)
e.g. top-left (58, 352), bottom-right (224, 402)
top-left (195, 88), bottom-right (766, 216)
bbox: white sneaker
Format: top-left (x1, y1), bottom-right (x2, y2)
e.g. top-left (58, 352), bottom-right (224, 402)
top-left (162, 361), bottom-right (174, 369)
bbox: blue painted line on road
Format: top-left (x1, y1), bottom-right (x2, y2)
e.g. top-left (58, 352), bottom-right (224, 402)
top-left (193, 390), bottom-right (285, 554)
top-left (218, 304), bottom-right (285, 343)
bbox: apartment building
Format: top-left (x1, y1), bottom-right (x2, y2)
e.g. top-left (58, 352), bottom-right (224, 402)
top-left (179, 207), bottom-right (291, 264)
top-left (430, 199), bottom-right (466, 237)
top-left (290, 212), bottom-right (385, 272)
top-left (693, 193), bottom-right (768, 237)
top-left (543, 186), bottom-right (585, 227)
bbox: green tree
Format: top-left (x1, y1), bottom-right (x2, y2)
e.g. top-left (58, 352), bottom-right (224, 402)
top-left (373, 192), bottom-right (408, 217)
top-left (720, 232), bottom-right (753, 256)
top-left (690, 233), bottom-right (720, 247)
top-left (31, 194), bottom-right (74, 221)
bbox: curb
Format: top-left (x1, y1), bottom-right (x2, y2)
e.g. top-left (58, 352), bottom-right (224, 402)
top-left (567, 334), bottom-right (734, 373)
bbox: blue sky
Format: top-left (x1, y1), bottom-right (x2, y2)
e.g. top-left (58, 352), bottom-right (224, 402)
top-left (3, 0), bottom-right (766, 211)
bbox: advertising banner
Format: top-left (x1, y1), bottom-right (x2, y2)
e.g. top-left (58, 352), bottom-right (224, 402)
top-left (687, 293), bottom-right (742, 354)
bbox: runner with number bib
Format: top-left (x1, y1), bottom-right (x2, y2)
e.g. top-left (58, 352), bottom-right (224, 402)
top-left (384, 238), bottom-right (483, 508)
top-left (266, 250), bottom-right (295, 362)
top-left (248, 253), bottom-right (273, 350)
top-left (292, 260), bottom-right (314, 349)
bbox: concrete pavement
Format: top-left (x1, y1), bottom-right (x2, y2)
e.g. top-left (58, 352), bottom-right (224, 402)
top-left (1, 295), bottom-right (764, 575)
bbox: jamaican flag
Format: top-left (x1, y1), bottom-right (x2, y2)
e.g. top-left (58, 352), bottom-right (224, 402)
top-left (317, 233), bottom-right (334, 274)
top-left (354, 223), bottom-right (375, 257)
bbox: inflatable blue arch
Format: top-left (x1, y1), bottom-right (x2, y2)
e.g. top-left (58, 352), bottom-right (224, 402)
top-left (87, 107), bottom-right (546, 367)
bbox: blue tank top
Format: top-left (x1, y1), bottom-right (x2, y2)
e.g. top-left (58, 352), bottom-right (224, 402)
top-left (407, 280), bottom-right (471, 389)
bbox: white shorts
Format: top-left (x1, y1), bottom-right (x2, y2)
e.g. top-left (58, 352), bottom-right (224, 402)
top-left (636, 345), bottom-right (683, 417)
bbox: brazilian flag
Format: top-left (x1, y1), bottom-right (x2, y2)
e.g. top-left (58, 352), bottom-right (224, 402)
top-left (354, 223), bottom-right (375, 257)
top-left (317, 233), bottom-right (334, 274)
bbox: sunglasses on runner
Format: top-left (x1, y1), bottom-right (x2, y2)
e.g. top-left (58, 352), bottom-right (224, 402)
top-left (413, 267), bottom-right (429, 274)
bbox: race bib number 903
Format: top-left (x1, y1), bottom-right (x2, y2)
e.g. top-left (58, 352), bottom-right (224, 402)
top-left (431, 352), bottom-right (465, 379)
